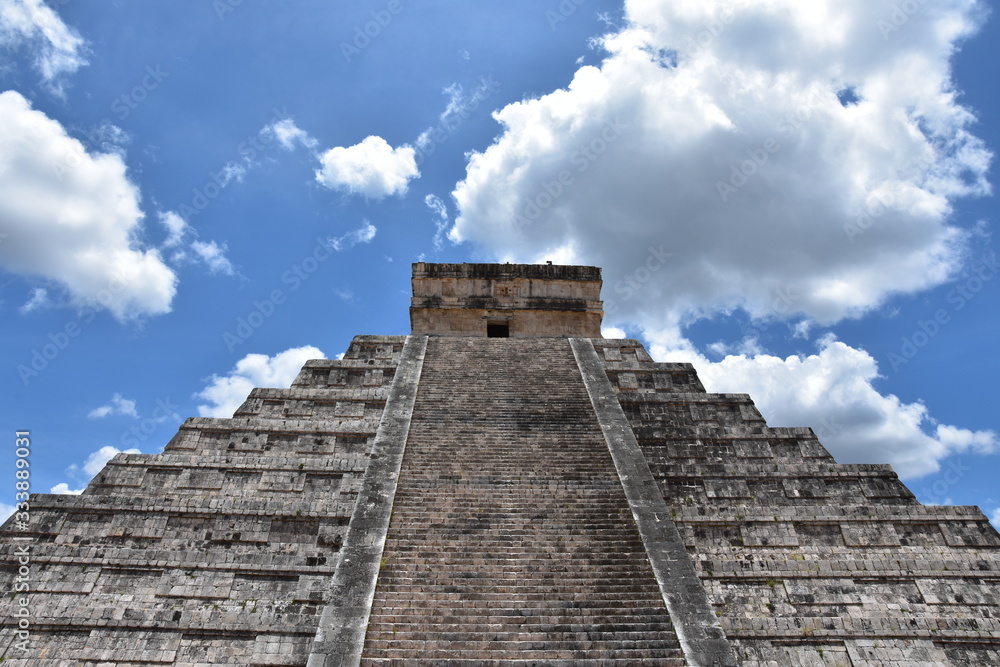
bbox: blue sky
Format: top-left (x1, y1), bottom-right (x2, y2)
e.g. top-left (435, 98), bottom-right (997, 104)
top-left (1, 0), bottom-right (998, 524)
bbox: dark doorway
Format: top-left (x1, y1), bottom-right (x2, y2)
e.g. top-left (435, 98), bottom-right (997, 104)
top-left (487, 322), bottom-right (510, 338)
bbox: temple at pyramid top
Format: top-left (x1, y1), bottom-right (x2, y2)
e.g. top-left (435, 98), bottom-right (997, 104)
top-left (409, 261), bottom-right (604, 337)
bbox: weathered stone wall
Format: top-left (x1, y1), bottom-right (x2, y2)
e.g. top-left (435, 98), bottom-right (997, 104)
top-left (0, 336), bottom-right (406, 666)
top-left (410, 262), bottom-right (603, 337)
top-left (594, 337), bottom-right (1000, 666)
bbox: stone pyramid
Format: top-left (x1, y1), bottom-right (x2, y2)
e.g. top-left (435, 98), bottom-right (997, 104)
top-left (3, 262), bottom-right (999, 666)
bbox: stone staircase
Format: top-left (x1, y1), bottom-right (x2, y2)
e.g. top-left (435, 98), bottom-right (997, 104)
top-left (361, 337), bottom-right (684, 665)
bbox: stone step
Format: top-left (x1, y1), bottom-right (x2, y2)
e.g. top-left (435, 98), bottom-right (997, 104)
top-left (373, 589), bottom-right (666, 599)
top-left (363, 635), bottom-right (682, 646)
top-left (366, 614), bottom-right (675, 625)
top-left (360, 659), bottom-right (685, 666)
top-left (366, 610), bottom-right (674, 621)
top-left (360, 650), bottom-right (685, 663)
top-left (378, 552), bottom-right (650, 560)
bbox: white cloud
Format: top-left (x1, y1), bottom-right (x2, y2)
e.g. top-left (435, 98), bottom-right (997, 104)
top-left (602, 325), bottom-right (628, 339)
top-left (19, 286), bottom-right (49, 314)
top-left (220, 161), bottom-right (247, 185)
top-left (157, 210), bottom-right (234, 275)
top-left (50, 483), bottom-right (84, 495)
top-left (451, 0), bottom-right (990, 329)
top-left (67, 445), bottom-right (140, 480)
top-left (0, 91), bottom-right (177, 321)
top-left (333, 288), bottom-right (355, 303)
top-left (992, 509), bottom-right (1000, 530)
top-left (792, 320), bottom-right (814, 340)
top-left (425, 194), bottom-right (449, 250)
top-left (647, 330), bottom-right (998, 479)
top-left (0, 503), bottom-right (14, 522)
top-left (707, 335), bottom-right (764, 359)
top-left (87, 393), bottom-right (138, 419)
top-left (0, 0), bottom-right (88, 91)
top-left (85, 445), bottom-right (139, 476)
top-left (330, 220), bottom-right (377, 251)
top-left (159, 210), bottom-right (188, 248)
top-left (414, 76), bottom-right (502, 164)
top-left (935, 424), bottom-right (998, 455)
top-left (265, 118), bottom-right (317, 151)
top-left (84, 121), bottom-right (131, 156)
top-left (316, 135), bottom-right (419, 199)
top-left (196, 346), bottom-right (325, 418)
top-left (438, 79), bottom-right (499, 129)
top-left (191, 240), bottom-right (235, 276)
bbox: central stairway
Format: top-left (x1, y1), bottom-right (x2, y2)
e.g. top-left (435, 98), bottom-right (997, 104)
top-left (360, 337), bottom-right (684, 665)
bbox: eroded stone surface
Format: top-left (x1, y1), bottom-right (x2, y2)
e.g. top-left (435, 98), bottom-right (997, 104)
top-left (594, 336), bottom-right (1000, 666)
top-left (410, 262), bottom-right (603, 338)
top-left (0, 336), bottom-right (408, 666)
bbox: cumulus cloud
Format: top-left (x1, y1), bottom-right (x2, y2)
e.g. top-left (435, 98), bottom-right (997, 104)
top-left (195, 346), bottom-right (325, 418)
top-left (992, 509), bottom-right (1000, 530)
top-left (0, 0), bottom-right (88, 91)
top-left (50, 483), bottom-right (84, 495)
top-left (647, 330), bottom-right (998, 479)
top-left (602, 325), bottom-right (628, 339)
top-left (0, 503), bottom-right (14, 522)
top-left (0, 91), bottom-right (177, 320)
top-left (316, 135), bottom-right (419, 199)
top-left (64, 444), bottom-right (141, 482)
top-left (87, 393), bottom-right (138, 419)
top-left (451, 0), bottom-right (990, 328)
top-left (308, 80), bottom-right (498, 202)
top-left (84, 445), bottom-right (139, 476)
top-left (330, 220), bottom-right (377, 251)
top-left (448, 0), bottom-right (999, 482)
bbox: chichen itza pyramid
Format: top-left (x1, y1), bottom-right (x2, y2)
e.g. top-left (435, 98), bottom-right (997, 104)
top-left (3, 262), bottom-right (1000, 666)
